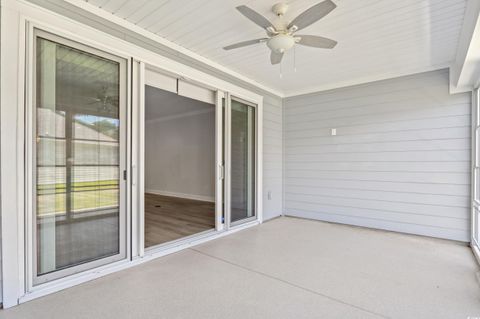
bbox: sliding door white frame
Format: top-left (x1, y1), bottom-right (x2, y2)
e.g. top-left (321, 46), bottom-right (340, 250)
top-left (215, 91), bottom-right (225, 232)
top-left (134, 63), bottom-right (263, 251)
top-left (25, 28), bottom-right (131, 287)
top-left (21, 22), bottom-right (134, 301)
top-left (471, 88), bottom-right (480, 263)
top-left (137, 64), bottom-right (222, 253)
top-left (131, 60), bottom-right (145, 258)
top-left (1, 0), bottom-right (263, 307)
top-left (225, 95), bottom-right (263, 229)
top-left (224, 93), bottom-right (232, 229)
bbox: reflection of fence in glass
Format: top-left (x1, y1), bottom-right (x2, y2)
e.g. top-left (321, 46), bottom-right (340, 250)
top-left (36, 109), bottom-right (120, 217)
top-left (37, 179), bottom-right (119, 216)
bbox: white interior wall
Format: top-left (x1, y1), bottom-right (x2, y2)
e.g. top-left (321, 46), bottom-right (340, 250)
top-left (145, 101), bottom-right (215, 202)
top-left (284, 69), bottom-right (471, 242)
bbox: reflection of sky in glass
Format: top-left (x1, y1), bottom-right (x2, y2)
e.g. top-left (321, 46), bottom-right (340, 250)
top-left (76, 114), bottom-right (119, 126)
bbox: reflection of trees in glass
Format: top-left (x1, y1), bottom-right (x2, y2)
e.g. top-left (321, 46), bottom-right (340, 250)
top-left (73, 114), bottom-right (119, 140)
top-left (89, 119), bottom-right (119, 139)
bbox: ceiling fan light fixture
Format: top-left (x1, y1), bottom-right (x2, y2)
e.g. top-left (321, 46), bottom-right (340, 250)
top-left (267, 34), bottom-right (295, 53)
top-left (225, 1), bottom-right (338, 65)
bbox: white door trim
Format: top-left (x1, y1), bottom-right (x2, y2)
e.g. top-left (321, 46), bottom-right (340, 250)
top-left (226, 95), bottom-right (263, 228)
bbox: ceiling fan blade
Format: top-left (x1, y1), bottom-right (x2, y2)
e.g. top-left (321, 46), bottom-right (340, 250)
top-left (270, 51), bottom-right (284, 65)
top-left (287, 0), bottom-right (336, 31)
top-left (236, 5), bottom-right (274, 30)
top-left (223, 38), bottom-right (268, 50)
top-left (296, 35), bottom-right (337, 48)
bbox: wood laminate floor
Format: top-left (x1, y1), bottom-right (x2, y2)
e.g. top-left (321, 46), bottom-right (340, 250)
top-left (144, 193), bottom-right (215, 247)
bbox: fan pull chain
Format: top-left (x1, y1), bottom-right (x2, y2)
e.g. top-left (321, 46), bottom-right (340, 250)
top-left (294, 46), bottom-right (297, 72)
top-left (279, 61), bottom-right (283, 79)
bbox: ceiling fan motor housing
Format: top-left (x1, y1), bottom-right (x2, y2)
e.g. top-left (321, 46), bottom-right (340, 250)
top-left (272, 3), bottom-right (289, 16)
top-left (267, 34), bottom-right (295, 53)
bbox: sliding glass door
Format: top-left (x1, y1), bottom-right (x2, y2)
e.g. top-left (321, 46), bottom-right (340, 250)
top-left (28, 32), bottom-right (260, 287)
top-left (227, 97), bottom-right (257, 225)
top-left (32, 31), bottom-right (128, 284)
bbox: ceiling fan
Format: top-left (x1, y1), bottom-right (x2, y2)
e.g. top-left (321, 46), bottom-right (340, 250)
top-left (223, 1), bottom-right (338, 65)
top-left (86, 85), bottom-right (119, 111)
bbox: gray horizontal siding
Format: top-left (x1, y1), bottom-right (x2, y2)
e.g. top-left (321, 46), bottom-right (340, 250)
top-left (284, 69), bottom-right (471, 241)
top-left (262, 95), bottom-right (283, 220)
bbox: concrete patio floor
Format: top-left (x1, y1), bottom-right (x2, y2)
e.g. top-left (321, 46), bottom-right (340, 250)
top-left (1, 217), bottom-right (479, 319)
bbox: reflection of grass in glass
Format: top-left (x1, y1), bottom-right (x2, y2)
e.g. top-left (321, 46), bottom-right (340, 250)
top-left (37, 180), bottom-right (119, 216)
top-left (37, 193), bottom-right (66, 215)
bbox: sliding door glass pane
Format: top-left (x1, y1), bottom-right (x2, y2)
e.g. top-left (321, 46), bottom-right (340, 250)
top-left (230, 99), bottom-right (256, 223)
top-left (36, 37), bottom-right (121, 276)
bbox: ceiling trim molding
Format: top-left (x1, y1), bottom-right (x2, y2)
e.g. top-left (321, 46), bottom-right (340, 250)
top-left (450, 0), bottom-right (480, 94)
top-left (284, 64), bottom-right (451, 98)
top-left (64, 0), bottom-right (285, 98)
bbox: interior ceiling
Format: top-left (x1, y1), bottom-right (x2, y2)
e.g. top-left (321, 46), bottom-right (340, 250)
top-left (84, 0), bottom-right (467, 96)
top-left (145, 85), bottom-right (213, 120)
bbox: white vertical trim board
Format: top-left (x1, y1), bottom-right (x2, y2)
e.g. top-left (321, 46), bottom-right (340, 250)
top-left (471, 88), bottom-right (480, 251)
top-left (0, 0), bottom-right (3, 305)
top-left (214, 90), bottom-right (224, 232)
top-left (1, 1), bottom-right (25, 307)
top-left (284, 69), bottom-right (471, 242)
top-left (450, 0), bottom-right (480, 94)
top-left (256, 95), bottom-right (264, 224)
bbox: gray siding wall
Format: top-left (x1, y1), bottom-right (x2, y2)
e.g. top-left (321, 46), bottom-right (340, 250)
top-left (263, 95), bottom-right (283, 220)
top-left (284, 70), bottom-right (471, 241)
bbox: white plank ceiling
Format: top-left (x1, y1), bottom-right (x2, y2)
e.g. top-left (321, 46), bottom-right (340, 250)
top-left (83, 0), bottom-right (467, 96)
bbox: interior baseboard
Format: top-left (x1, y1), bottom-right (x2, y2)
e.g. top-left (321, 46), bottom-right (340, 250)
top-left (145, 189), bottom-right (215, 202)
